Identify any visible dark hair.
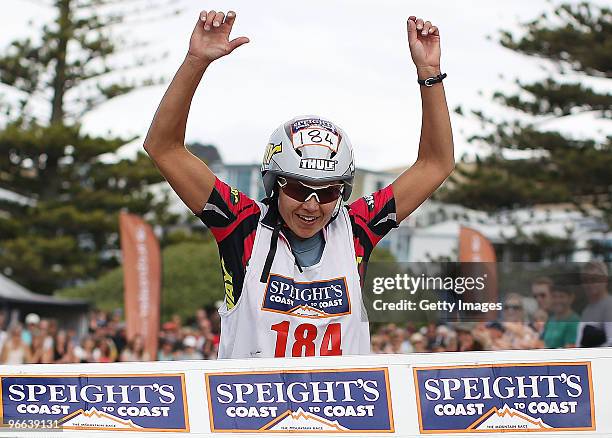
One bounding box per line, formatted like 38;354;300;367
532;276;553;288
486;321;505;332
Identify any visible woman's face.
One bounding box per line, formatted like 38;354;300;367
503;299;524;323
277;178;342;239
133;335;144;350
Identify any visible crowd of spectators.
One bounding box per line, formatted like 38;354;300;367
1;262;609;364
373;261;612;353
0;307;222;365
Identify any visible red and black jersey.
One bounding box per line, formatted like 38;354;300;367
346;187;398;287
197;178;398;308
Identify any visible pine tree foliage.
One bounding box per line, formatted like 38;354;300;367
442;2;611;227
0;0;184;293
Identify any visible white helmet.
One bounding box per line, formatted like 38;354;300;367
261;115;355;201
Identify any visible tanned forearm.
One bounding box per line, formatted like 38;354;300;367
415;65;454;174
143;55;210;155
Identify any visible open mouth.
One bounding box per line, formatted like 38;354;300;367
296;214;319;225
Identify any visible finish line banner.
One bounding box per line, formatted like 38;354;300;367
205;368;394;433
0;374;189;432
0;348;610;436
413;362;595;433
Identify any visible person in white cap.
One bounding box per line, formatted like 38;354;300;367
178;335;204;360
145;10;453;358
22;313;40;346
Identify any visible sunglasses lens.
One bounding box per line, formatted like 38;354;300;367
317;186;343;203
282;182;311;202
280;180;342;203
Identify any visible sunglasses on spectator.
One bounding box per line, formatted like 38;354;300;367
533;293;548;298
504;304;523;310
277;176;343;204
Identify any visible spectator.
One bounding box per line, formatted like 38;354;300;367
532;309;548;333
158;339;176;361
410;332;428;353
199;318;218;359
120;334;150;362
455;323;483;352
531;277;554;315
74;336;99;363
0;312;7;354
38;319;55;353
47;319;59;346
22;313;40;346
161;321;180;345
370;334;385;354
28;334;52;364
476;321;510;351
1;324;29;364
501;293;539;349
389;328;413;354
112;325;127;354
177;336;203;360
542;285;579;349
171;314;183;332
422;323;438;351
434;325;457;351
52;330;76;363
98;338;118;363
577;261;612;347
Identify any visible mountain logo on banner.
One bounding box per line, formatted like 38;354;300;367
61;408;143;430
262;408;348;432
468;405;552;431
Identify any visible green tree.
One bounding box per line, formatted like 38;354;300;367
0;0;183;293
58;237;224;321
442;3;611;227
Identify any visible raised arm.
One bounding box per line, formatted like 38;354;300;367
392;16;454;223
143;10;249;214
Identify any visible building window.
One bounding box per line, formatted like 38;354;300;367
236;170;251;194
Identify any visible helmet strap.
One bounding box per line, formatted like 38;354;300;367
260;221;281;283
330;197;343;221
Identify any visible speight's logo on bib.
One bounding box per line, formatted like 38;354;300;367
206;368;394;433
413;362;595;434
262;274;350;318
0;374;189;432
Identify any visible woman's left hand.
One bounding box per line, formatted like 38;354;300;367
407;16;441;71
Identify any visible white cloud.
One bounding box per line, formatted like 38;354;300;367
2;0;609;169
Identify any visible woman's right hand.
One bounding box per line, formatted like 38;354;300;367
187;10;250;68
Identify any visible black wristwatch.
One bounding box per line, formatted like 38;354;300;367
418;73;447;87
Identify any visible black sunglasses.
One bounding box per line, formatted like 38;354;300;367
277;176;343;204
504;304;523;310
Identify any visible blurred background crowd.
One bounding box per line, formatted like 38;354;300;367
1;262;609;364
0;307;221;364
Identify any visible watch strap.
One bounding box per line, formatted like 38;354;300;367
418;72;447;87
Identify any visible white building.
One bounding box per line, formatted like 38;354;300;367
384;201;611;263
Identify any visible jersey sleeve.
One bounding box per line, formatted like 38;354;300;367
196;178;261;310
347;184;398;286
